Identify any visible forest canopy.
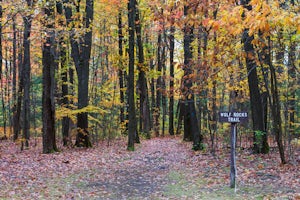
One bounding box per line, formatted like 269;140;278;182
0;0;299;162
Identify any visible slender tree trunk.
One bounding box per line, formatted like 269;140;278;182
127;0;136;150
12;16;18;138
118;11;125;126
0;0;4;139
155;32;162;137
169;24;175;136
135;1;150;139
271;35;286;164
13;31;23;141
161;32;167;137
162;61;167;137
209;9;219;155
150;59;155;131
57;1;70;146
287;35;296;160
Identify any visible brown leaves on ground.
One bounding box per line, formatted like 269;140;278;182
0;137;299;199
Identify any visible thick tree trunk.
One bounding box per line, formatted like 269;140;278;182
182;5;203;150
127;0;136;150
22;7;33;148
42;1;58;153
241;0;268;154
64;0;93;147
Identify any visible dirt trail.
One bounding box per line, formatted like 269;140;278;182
85;138;190;199
0;137;299;199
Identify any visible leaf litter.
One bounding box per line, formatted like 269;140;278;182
0;137;299;199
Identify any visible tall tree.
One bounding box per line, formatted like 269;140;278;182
118;10;125;126
135;0;150;139
42;0;58;153
155;28;162;137
127;0;137;150
271;30;286;164
241;0;269;154
182;2;203;150
169;15;175;136
64;0;94;147
57;1;70;146
11;16;18;139
13;28;23;141
22;0;34;148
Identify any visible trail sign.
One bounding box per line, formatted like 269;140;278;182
219;112;248;123
218;111;248;189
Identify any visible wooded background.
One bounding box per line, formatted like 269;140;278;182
0;0;299;164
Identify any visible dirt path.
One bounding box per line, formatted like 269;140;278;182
83;138;190;199
0;137;299;199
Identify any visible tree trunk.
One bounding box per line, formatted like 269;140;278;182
271;35;286;164
287;35;296;160
118;11;125;125
22;2;33;148
64;0;93;147
155;32;162;137
57;1;70;146
0;0;5;139
182;4;203;150
135;1;150;139
241;0;268;154
13;31;23;141
11;16;18;139
127;0;136;150
169;24;175;136
42;0;58;153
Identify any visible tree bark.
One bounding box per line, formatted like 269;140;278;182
118;11;125;125
155;32;162;137
287;34;296;160
127;0;136;150
64;0;93;147
271;34;286;164
241;0;268;154
169;24;175;136
22;0;34;148
182;4;203;150
11;16;18;139
42;0;58;153
13;31;23;141
57;1;70;146
135;1;150;139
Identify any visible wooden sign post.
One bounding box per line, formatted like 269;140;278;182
219;111;248;189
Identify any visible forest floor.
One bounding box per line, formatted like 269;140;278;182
0;136;299;200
